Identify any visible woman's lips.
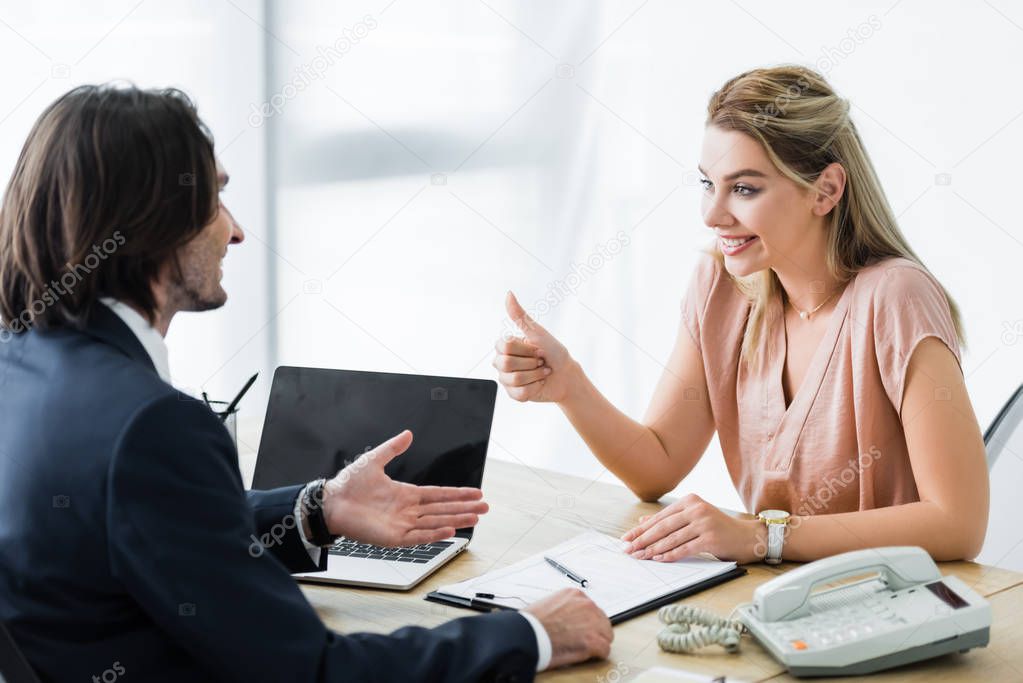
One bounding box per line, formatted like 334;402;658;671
719;235;758;255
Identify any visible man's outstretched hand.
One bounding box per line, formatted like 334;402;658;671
321;430;489;547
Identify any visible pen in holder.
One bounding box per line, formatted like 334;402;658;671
201;373;258;450
206;400;239;447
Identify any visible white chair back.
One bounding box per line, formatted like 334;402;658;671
977;384;1023;571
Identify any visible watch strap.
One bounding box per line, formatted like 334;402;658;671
765;520;785;564
303;479;337;547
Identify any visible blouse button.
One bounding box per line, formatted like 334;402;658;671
767;432;774;441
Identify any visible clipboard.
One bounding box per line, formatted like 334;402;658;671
424;530;748;624
426;565;746;624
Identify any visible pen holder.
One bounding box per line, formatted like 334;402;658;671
207;400;239;449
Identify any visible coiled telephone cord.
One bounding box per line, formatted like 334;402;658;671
656;603;748;654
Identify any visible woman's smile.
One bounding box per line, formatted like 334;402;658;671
718;234;759;255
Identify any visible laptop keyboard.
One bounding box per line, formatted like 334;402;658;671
328;538;454;564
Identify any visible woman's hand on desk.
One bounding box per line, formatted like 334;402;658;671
621;493;764;564
494;291;578;403
322;430;490;547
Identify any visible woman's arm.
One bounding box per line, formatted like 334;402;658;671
783;337;989;561
557;315;716;501
623;337;989;563
495;293;716;501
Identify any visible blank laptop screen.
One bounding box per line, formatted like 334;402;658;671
252;367;497;514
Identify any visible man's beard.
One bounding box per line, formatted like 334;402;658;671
179;279;226;312
169;260;227;313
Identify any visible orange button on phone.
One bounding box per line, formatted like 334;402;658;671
791;640;808;650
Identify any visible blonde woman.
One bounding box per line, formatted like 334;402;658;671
494;66;988;564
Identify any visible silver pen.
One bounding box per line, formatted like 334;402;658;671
544;556;589;588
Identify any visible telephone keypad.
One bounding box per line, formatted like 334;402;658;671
776;602;950;654
774;602;911;650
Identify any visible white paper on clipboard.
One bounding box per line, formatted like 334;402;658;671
432;530;738;618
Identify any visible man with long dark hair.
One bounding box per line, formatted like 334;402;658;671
0;85;611;681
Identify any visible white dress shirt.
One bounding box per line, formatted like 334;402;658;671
100;298;552;671
101;298;171;382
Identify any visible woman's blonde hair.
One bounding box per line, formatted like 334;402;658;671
705;65;964;369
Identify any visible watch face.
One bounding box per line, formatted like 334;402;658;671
759;509;790;523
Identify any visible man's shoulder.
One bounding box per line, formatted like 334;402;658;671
54;326;178;402
67;347;213;448
1;325;193;442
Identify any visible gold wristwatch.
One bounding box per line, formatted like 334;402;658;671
757;509;791;564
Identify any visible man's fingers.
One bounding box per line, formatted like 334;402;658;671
418;500;489;516
602;618;615;643
416;513;480;529
368;429;413;466
418;485;484;504
404;528;456;546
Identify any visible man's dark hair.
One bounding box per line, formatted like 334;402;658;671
0;84;218;333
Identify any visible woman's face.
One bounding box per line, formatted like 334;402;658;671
699;126;818;278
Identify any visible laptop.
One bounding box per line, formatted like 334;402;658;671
252;366;498;590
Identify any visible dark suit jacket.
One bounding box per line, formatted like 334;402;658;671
0;305;537;682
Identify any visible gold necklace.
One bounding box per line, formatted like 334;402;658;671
788;290;838;320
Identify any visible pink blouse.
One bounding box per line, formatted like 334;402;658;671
681;253;962;516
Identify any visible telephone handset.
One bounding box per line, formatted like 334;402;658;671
736;546;991;678
753;546;941;622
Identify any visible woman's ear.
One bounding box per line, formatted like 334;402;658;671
812;162;847;216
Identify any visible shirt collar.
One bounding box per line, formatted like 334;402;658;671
99;298;171;383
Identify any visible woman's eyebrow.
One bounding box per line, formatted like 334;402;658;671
697;166;768;181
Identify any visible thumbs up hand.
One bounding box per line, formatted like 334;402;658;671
493;292;577;403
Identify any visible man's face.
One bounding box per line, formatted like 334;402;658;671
168;161;244;312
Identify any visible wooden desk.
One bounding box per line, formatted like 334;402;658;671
285;458;1023;681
